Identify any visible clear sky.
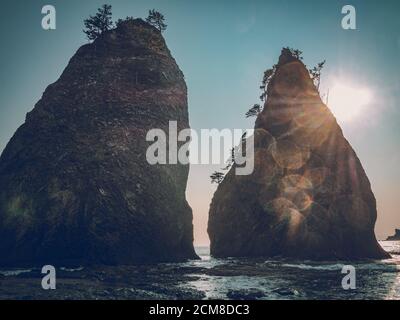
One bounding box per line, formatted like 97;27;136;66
0;0;399;245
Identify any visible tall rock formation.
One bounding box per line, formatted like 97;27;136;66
386;229;400;241
0;19;198;266
208;48;388;260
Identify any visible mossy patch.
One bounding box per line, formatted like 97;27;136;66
4;194;34;229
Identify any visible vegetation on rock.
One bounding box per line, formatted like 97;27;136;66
83;4;114;41
146;9;167;32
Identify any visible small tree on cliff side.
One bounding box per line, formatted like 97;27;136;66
259;65;277;101
210;171;225;184
222;148;237;170
309;60;326;91
146;9;167;32
222;132;247;171
83;4;114;41
245;104;262;118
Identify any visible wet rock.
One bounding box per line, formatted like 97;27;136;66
227;289;265;300
272;287;300;296
0;262;207;300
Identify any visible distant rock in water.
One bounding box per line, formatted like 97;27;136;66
208;48;389;260
386;229;400;241
0;19;198;266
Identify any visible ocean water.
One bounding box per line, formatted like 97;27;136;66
180;241;400;300
0;241;399;300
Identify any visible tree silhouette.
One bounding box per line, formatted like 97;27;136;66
292;49;303;60
284;47;304;60
83;4;113;41
210;171;225;184
146;9;167;32
245;104;262;118
259;65;277;101
309;60;326;91
222;132;248;171
116;16;135;27
222;147;236;170
260;68;275;89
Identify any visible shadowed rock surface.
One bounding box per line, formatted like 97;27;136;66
208;48;388;260
0;19;197;266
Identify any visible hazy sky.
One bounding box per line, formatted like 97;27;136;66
0;0;399;245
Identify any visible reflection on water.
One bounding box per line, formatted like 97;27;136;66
0;242;399;299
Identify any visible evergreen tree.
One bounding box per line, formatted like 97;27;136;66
222;148;236;170
116;16;136;28
284;47;304;60
259;65;277;101
146;9;167;32
292;49;303;60
210;171;225;184
309;60;326;91
83;4;113;41
245;104;262;118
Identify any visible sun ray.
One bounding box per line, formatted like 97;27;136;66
328;82;372;123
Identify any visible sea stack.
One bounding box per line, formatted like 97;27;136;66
208;48;388;260
386;229;400;241
0;19;198;266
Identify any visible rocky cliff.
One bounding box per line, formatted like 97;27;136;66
0;19;198;266
208;48;388;260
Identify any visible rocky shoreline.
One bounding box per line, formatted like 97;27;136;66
1;242;399;300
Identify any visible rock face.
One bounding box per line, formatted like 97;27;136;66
386;229;400;241
0;19;198;266
208;49;388;260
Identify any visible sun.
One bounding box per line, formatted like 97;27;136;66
328;83;372;123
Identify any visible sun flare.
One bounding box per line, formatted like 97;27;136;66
328;83;372;122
